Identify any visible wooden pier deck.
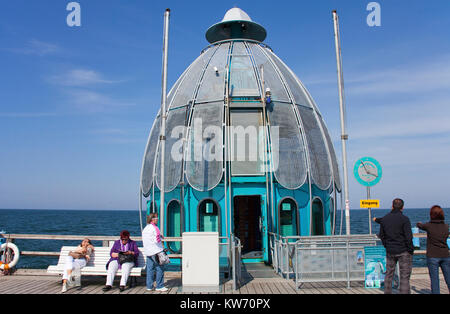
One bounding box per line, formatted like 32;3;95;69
0;268;448;295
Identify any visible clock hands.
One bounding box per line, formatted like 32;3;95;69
360;161;378;178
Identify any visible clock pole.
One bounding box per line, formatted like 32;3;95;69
367;186;372;234
333;10;351;235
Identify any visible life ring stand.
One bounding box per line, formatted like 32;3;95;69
0;242;20;271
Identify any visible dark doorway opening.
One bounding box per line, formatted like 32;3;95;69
233;195;262;258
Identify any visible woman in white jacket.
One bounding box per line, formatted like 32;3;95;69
142;213;167;291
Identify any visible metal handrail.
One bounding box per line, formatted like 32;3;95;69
231;235;242;291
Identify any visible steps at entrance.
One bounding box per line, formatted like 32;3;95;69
241;262;279;279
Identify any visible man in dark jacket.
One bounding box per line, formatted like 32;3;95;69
373;198;414;294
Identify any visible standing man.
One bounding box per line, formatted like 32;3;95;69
373;198;414;294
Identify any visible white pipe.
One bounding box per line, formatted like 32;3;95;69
160;8;170;235
332;10;351;235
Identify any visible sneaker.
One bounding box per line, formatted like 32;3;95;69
67;277;74;287
61;283;67;293
155;287;168;292
73;274;81;287
102;285;112;292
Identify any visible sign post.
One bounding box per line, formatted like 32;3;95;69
354;157;382;234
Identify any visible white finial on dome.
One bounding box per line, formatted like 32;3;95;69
222;7;252;22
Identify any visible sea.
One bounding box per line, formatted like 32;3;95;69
1;208;449;269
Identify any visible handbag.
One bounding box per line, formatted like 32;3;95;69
68;251;85;259
118;252;134;265
155;250;170;266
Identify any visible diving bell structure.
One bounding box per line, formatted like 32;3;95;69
140;8;341;262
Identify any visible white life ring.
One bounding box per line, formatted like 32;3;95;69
0;243;20;270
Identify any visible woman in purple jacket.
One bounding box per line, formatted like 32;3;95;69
103;230;140;292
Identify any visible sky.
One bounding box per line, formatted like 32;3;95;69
0;0;449;210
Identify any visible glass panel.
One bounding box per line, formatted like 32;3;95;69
312;198;324;236
155;107;187;192
199;200;219;232
170;46;216;109
318;116;341;192
185;102;224;191
167;200;182;253
229;42;259;97
268;102;307;189
141;114;161;197
265;49;311;107
230;109;264;176
167;64;189;110
279;198;297;236
297;106;332;190
196;43;230;102
250;45;290;103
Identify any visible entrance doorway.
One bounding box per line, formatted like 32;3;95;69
233;195;262;259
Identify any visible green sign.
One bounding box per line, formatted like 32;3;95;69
354;157;382;187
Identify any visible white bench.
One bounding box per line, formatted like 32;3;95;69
47;246;146;278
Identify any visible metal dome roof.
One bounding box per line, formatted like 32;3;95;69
141;38;341;196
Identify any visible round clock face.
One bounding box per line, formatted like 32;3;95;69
354;157;382;187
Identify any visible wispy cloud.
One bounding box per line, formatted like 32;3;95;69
349;97;450;140
348;55;450;95
66;89;135;113
303;54;450;95
5;39;61;56
48;69;122;87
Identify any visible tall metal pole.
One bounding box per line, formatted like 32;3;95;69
367;186;372;234
332;10;351;235
160;8;170;235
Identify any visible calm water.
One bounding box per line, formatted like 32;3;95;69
1;208;448;269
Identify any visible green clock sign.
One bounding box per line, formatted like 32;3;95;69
354;157;382;187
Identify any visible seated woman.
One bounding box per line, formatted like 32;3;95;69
103;230;140;292
62;238;94;293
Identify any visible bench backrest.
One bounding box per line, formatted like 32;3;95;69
57;246;146;268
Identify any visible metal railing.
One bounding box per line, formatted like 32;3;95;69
294;235;379;289
0;233;183;258
230;234;242;290
269;232;449;289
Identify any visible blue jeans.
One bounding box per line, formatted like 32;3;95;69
427;257;450;294
146;255;164;289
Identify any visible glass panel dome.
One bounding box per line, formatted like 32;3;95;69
141;9;341;194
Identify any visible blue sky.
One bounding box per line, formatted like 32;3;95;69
1;0;449;210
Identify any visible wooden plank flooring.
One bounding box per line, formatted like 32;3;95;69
0;272;448;294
